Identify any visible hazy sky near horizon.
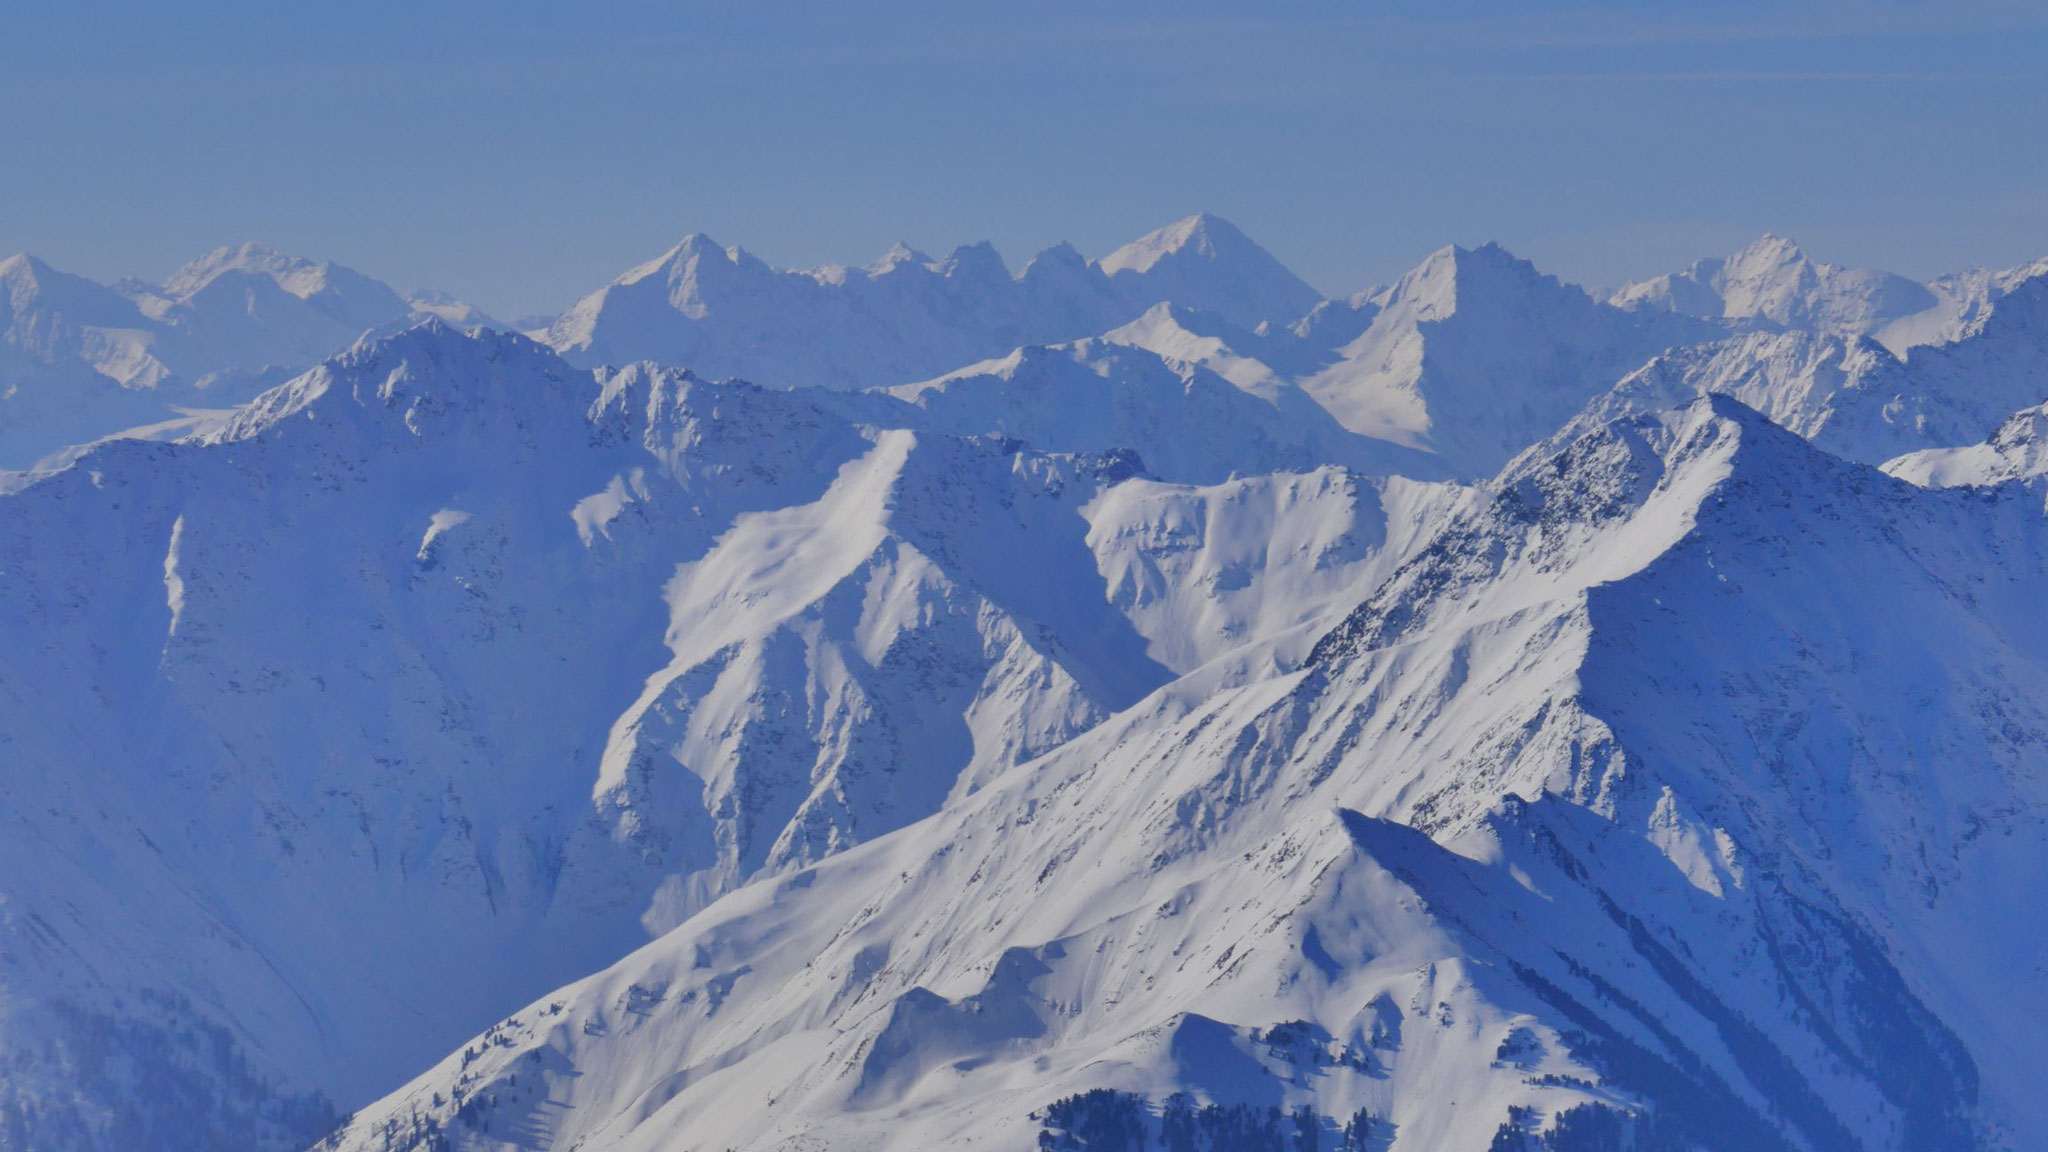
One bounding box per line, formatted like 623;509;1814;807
5;1;2045;318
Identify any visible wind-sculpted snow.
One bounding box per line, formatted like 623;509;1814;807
1084;468;1466;674
328;395;2042;1151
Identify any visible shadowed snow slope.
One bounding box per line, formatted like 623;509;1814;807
0;322;1463;1149
330;395;2044;1152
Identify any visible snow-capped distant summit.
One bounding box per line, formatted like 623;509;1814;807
0;252;189;465
1100;212;1323;328
1613;234;1939;343
866;240;935;275
1;251;153;335
1295;241;1718;477
150;241;412;337
405;287;503;331
0;245;461;467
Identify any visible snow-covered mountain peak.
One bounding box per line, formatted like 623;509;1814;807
0;250;49;285
618;233;746;286
1377;241;1573;324
1099;212;1323;327
1105;299;1228;344
1294;241;1711;477
1378;243;1462;319
163;241;316;296
209;319;585;449
542;216;1330;389
0;252;136;323
934;239;1009;282
157;241;408;323
1019;239;1091;277
867;240;937;275
1613;233;1938;340
1726;230;1804;265
1098;212;1238;274
404;287;502;331
1884;257;2048;349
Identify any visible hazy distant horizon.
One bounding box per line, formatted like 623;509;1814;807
7;0;2045;318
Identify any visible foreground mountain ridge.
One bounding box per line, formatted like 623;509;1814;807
326;393;2046;1152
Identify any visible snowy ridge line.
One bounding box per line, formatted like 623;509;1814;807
4;218;2048;1150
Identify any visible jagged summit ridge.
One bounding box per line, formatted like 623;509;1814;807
542;213;1328;391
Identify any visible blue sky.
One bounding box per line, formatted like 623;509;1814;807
4;1;2045;318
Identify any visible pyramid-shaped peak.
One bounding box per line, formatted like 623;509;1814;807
867;241;935;275
620;234;746;285
665;233;734;263
1100;212;1260;275
1021;241;1092;277
0;253;65;307
937;240;1010;280
0;252;57;287
1725;233;1816;270
0;253;148;323
1097;214;1322;327
1379;241;1557;318
1737;233;1806;255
